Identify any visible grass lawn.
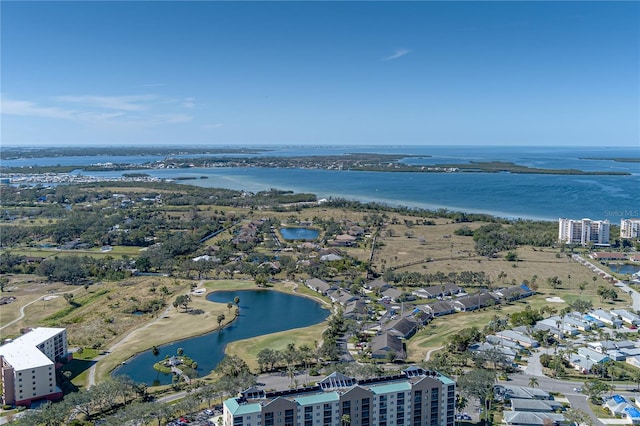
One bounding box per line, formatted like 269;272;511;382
73;348;100;360
225;322;327;372
6;244;146;259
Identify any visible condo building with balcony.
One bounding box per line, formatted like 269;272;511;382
223;366;456;426
558;218;610;246
620;218;640;239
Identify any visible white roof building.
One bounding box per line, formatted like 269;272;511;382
0;327;68;406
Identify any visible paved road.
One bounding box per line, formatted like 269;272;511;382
504;372;603;426
425;346;444;361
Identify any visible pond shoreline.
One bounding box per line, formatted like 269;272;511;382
109;282;331;385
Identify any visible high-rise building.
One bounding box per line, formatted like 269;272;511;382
558;218;610;246
620;218;640;239
0;328;69;406
223;366;456;426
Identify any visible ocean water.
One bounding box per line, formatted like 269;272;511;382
5;145;639;222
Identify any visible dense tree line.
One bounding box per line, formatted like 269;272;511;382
472;222;556;256
36;255;133;283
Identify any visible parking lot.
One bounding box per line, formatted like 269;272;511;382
166;408;221;426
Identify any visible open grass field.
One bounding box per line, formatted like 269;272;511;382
1;276;189;343
6;245;146;259
0;275;74;337
373;218;481;269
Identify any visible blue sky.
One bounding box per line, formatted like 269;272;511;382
1;1;638;147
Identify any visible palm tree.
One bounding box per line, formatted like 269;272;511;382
234;296;241;315
227;302;233;314
216;314;225;330
528;377;539;388
341;414;351;426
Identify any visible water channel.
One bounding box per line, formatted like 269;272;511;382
609;263;640;275
112;289;329;385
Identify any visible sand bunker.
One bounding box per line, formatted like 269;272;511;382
546;296;565;303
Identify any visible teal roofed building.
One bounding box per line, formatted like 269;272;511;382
223;366;456;426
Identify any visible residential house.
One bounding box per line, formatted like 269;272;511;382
503;411;565;426
485;335;523;351
537;317;579;337
343;300;369;320
590;252;626;261
452;293;497;312
611;309;640;326
365;278;391;292
567;347;610;373
602;394;633;416
495;330;539;348
533;323;564;340
561;313;592;332
331;234;357;247
590;309;623;328
582;314;605;328
370;332;406;360
469;342;517;365
414;283;463;299
305;278;334;295
382;287;404;303
347;225;365;236
411;307;434;325
510;399;562;412
423;300;456;317
587;340;618;354
320;253;343;262
495;385;552;401
384;317;418;339
492;284;535;302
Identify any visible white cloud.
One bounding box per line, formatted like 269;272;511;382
1;98;76;120
137;83;166;88
201;123;223;130
382;48;411;61
1;94;193;127
182;97;196;109
157;114;193;124
55;95;156;111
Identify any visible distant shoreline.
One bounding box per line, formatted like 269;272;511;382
1;159;631;176
579;157;640;163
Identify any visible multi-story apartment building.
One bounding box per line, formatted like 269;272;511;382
223;366;456;426
0;327;69;406
558;218;610;246
620;218;640;239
